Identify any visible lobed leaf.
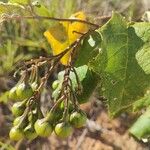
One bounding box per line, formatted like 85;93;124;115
89;12;150;116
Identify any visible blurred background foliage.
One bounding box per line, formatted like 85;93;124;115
0;0;150;149
0;0;149;75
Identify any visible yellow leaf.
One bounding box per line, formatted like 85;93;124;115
44;11;89;66
44;23;70;65
68;11;89;44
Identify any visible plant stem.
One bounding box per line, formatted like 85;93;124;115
2;15;99;28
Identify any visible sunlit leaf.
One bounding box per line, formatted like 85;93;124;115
89;12;150;116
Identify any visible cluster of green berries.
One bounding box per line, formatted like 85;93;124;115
9;81;87;141
9;82;35;101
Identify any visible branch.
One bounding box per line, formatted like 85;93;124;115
1;14;100;28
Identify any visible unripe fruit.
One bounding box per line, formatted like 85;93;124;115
54;122;73;138
34;119;53;137
13;116;22;126
16;82;33;100
11;101;26;117
52;80;59;90
24;124;37;140
69;111;87;128
9;127;24;141
9;86;18;100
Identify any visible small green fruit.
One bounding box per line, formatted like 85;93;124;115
13;116;22;126
54;122;73;138
9;127;24;141
24;124;37;140
9;86;18;100
11;101;26;117
70;111;87;128
16;83;33;100
34;119;53;137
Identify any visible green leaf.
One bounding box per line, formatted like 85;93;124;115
129;107;150;140
77;68;99;103
133;22;150;74
89;12;150;116
9;0;29;5
53;65;98;104
75;31;101;67
133;91;150;112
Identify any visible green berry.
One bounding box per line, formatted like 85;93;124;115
13;116;22;126
9;86;18;100
55;122;73;138
70;111;87;128
24;124;37;140
34;118;53;137
16;82;33;100
11;101;26;117
9;127;24;141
